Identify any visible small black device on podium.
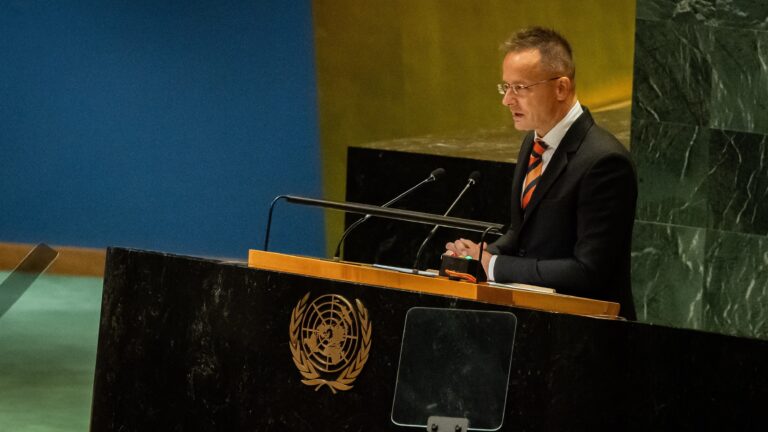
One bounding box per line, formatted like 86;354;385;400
439;254;487;283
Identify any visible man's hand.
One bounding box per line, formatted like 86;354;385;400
444;238;492;274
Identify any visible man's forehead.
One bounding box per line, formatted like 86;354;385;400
502;49;543;78
504;49;542;67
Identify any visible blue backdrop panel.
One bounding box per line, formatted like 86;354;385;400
0;0;324;258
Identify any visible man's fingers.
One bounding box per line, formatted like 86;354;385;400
445;242;460;256
447;239;487;259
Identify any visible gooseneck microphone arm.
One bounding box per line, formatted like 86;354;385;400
262;194;502;252
332;168;446;260
412;171;481;271
263;195;285;251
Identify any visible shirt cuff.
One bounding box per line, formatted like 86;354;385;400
487;254;497;282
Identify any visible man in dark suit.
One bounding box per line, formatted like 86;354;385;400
446;27;637;319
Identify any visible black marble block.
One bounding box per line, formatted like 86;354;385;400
91;248;768;431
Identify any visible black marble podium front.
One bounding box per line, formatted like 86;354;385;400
91;248;768;431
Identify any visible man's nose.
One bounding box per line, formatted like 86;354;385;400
502;90;516;107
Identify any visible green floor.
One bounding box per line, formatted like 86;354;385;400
0;271;103;432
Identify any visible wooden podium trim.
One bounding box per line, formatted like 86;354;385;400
247;250;620;318
248;249;477;299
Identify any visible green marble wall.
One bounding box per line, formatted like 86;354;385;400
631;0;768;339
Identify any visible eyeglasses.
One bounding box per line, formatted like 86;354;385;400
497;77;562;96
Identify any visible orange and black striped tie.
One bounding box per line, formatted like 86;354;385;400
521;138;548;209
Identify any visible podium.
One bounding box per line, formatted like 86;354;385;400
91;248;768;431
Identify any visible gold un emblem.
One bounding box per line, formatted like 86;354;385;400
289;293;372;393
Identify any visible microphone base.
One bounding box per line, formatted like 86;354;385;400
439;255;487;283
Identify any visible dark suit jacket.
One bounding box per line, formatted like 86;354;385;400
487;107;638;319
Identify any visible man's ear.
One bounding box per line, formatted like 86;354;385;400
555;77;572;101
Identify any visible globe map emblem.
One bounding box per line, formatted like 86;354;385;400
300;294;360;373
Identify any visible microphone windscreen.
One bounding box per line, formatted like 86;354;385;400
468;170;481;184
430;167;447;181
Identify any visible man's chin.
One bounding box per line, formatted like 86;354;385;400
512;122;532;132
511;115;532;131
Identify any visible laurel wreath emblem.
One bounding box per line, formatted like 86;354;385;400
289;292;372;393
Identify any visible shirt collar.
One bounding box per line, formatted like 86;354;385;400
535;101;583;150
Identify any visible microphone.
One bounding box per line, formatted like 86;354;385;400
412;170;480;271
333;167;446;260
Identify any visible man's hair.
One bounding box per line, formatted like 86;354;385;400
501;27;575;81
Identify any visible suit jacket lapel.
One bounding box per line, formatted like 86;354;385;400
521;108;595;222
